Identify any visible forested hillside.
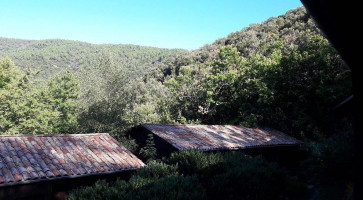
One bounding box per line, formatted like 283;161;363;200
0;37;186;79
148;6;351;138
1;6;353;199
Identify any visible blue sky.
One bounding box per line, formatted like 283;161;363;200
0;0;302;50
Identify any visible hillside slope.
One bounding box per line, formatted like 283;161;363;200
151;7;320;79
148;6;351;137
0;37;187;78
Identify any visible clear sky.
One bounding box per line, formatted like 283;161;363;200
0;0;302;50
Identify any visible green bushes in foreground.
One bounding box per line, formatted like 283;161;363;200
67;151;306;200
67;161;205;200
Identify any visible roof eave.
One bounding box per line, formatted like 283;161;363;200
0;167;141;188
177;143;303;152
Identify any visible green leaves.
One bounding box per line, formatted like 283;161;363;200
0;58;80;134
68;151;304;200
212;46;242;74
139;134;157;161
0;58;19;89
47;71;80;133
67;160;206;200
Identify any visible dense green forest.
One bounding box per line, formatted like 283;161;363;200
0;7;353;199
0;37;186;79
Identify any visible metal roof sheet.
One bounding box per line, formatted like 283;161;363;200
141;124;302;151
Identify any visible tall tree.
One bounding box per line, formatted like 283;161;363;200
0;58;80;134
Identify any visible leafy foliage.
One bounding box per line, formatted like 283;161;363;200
158;10;351;139
299;122;354;198
139;134;157;161
47;71;80;133
76;73;176;150
68;151;305;200
67;160;206;200
0;58;79;134
166;150;222;175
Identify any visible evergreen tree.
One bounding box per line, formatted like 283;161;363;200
139;133;157;161
47;71;80;133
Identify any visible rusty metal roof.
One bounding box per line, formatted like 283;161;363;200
141;124;302;151
0;133;144;186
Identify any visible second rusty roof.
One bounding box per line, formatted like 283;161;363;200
141;124;302;151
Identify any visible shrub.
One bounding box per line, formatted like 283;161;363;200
68;151;305;200
67;161;205;200
167;151;306;199
67;179;129;200
128;175;206;200
299;124;354;199
139;133;157;161
134;160;178;180
166;150;222;175
209;154;288;199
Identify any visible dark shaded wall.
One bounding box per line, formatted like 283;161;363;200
240;146;304;170
130;126;179;160
0;171;134;200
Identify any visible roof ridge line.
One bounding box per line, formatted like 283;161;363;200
0;133;109;137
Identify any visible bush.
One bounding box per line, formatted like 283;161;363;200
167;151;306;199
128;175;206;200
299;124;354;199
170;151;306;199
67;179;129;200
134;160;178;180
166;150;222;175
68;151;306;200
67;160;205;200
139;134;157;161
209;154;288;199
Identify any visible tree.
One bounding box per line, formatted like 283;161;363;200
47;71;80;133
139;133;157;161
0;58;59;134
0;58;80;134
0;57;19;89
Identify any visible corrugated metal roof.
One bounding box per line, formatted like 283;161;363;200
0;133;144;186
141;124;302;151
